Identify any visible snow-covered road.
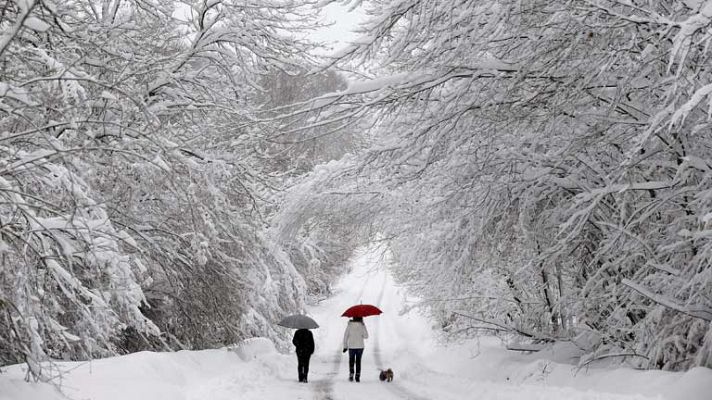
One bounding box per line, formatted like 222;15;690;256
300;247;665;400
1;246;709;400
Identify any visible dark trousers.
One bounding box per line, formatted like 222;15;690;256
348;348;364;377
297;353;311;382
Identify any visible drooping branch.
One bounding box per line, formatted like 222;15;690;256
623;279;712;322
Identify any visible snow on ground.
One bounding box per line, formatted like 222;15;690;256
1;245;711;400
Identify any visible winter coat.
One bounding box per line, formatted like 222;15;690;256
343;321;368;349
292;329;314;356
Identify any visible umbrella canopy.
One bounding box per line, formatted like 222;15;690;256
341;304;383;318
277;314;319;329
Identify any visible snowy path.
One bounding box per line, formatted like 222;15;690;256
2;246;709;400
307;247;437;400
302;247;661;400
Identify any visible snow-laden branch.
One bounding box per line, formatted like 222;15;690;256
452;311;541;339
622;279;712;321
289;0;712;372
0;0;37;59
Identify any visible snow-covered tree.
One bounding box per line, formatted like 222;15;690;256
254;68;372;299
1;0;319;377
288;0;712;370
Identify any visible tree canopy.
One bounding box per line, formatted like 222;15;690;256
287;0;712;370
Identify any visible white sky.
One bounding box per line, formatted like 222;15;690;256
309;2;366;54
173;2;366;56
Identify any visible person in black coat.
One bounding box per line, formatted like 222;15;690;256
292;328;315;383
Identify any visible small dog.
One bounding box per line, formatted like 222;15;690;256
379;368;394;382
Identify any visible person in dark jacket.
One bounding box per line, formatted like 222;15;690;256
292;328;315;383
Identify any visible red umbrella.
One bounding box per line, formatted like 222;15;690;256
341;304;383;318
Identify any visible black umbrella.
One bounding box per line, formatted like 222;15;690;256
278;314;319;329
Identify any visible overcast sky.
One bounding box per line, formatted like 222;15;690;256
309;2;366;54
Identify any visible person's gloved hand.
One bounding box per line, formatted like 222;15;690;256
342;348;347;353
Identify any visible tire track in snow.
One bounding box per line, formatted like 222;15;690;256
372;270;388;368
354;267;372;304
313;265;373;399
312;351;340;400
312;254;390;400
311;264;373;400
372;270;431;400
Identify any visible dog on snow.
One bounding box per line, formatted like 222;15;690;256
379;368;394;382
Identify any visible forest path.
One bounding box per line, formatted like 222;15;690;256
0;245;678;400
302;245;663;400
307;246;433;400
370;261;431;400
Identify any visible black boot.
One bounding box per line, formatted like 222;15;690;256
349;373;354;382
355;374;360;382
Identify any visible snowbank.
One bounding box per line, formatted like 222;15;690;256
428;337;712;400
233;337;277;361
1;245;710;400
0;338;300;400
